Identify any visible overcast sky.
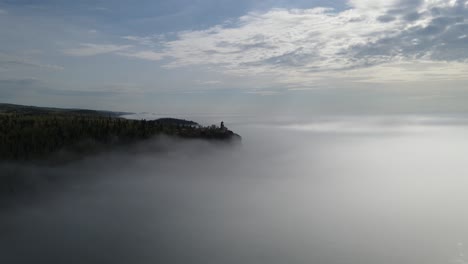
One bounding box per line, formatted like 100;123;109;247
1;0;468;115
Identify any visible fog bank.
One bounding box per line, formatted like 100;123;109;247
2;116;468;264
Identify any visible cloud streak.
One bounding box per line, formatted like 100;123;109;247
63;43;132;56
0;53;63;71
117;50;166;61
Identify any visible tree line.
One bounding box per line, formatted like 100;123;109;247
0;114;239;161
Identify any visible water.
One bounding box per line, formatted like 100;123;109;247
2;115;468;264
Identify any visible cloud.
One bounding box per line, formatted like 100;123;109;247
63;43;132;56
94;83;149;94
122;35;166;47
0;53;63;71
89;7;111;12
0;9;7;15
348;0;397;10
0;78;144;102
117;50;165;61
350;1;468;62
57;0;468;87
245;90;279;96
114;0;468;85
345;60;468;83
63;42;164;61
347;0;423;12
196;80;223;85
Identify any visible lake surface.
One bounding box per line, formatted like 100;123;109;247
2;115;468;264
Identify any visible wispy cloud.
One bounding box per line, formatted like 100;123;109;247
57;0;468;88
63;43;132;56
95;82;148;94
0;53;63;71
113;0;468;85
122;35;166;47
245;90;279;96
196;80;223;85
117;50;165;61
63;43;165;61
89;7;111;12
346;60;468;83
0;9;7;15
0;79;143;102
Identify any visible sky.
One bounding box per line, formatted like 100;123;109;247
1;0;468;115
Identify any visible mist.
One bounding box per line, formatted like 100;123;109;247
2;115;468;264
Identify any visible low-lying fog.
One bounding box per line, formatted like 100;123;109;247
2;115;468;264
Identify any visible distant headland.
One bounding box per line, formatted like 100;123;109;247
0;103;241;161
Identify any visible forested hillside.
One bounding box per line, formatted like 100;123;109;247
0;105;240;161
